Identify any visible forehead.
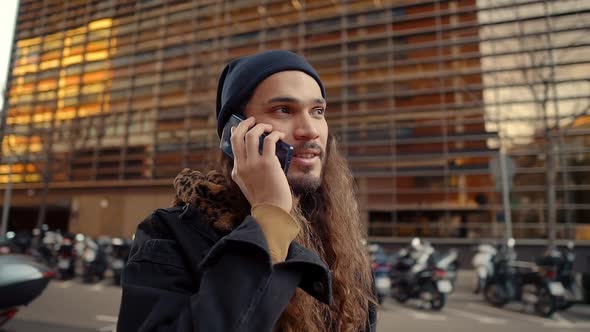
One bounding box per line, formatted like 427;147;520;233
250;71;323;101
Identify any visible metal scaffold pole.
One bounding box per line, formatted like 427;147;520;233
499;150;513;241
1;160;12;238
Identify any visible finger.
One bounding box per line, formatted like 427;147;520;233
230;117;255;163
245;123;273;159
261;131;286;159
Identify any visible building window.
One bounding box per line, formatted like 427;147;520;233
392;7;406;17
163;44;188;58
305;17;340;31
135;50;155;63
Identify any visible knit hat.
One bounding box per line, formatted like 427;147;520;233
215;50;326;137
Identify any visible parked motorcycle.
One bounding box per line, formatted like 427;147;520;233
9;231;33;254
81;237;109;283
368;244;392;304
483;239;567;317
0;254;55;327
472;244;497;294
535;242;582;310
390;238;453;310
56;233;77;280
110;237;131;285
34;230;60;268
434;248;459;287
0;233;14;255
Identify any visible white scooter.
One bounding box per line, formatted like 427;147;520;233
472;244;497;294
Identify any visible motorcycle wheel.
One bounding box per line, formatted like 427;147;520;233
484;282;510;307
534;286;556;317
474;276;484;294
558;301;574;310
558;285;577;310
392;286;410;303
430;290;446;311
83;269;94;283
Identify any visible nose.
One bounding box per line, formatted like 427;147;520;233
293;113;320;141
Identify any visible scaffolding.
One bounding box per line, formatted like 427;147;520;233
1;0;589;241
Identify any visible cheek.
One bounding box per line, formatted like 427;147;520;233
320;125;329;147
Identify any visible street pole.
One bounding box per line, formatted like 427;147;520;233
499;149;513;242
543;0;557;250
546;136;557;250
1;160;12;238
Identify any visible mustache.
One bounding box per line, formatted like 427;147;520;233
292;142;325;160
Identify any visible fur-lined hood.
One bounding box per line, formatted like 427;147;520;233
172;168;245;234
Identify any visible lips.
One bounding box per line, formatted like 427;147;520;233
294;153;316;159
292;149;320;168
293;150;320;159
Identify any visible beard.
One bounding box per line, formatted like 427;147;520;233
288;142;325;196
288;172;321;196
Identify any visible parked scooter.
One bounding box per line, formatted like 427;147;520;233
535;241;582;310
483;239;567;317
34;230;59;268
472;244;497;294
110;237;131;286
56;233;77;280
0;254;55;327
81;237;109;283
390;238;453;310
368;244;391;304
0;232;15;254
434;248;459;287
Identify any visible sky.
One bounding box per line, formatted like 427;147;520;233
0;0;18;106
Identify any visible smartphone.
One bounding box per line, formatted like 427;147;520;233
220;114;293;174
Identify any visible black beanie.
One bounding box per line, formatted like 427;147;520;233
215;50;326;137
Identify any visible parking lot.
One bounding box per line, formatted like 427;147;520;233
2;271;589;332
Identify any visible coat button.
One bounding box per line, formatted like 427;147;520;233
313;281;325;294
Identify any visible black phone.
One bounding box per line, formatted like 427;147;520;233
220;114;294;174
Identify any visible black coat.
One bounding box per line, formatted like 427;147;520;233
117;205;377;331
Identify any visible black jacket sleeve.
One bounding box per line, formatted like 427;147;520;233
116;210;331;332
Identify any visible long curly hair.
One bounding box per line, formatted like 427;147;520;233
218;135;376;331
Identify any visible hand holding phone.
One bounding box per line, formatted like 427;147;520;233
220;114;294;212
220;114;293;174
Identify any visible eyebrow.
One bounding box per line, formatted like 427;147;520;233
264;96;326;105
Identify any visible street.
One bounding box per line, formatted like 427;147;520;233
2;271;589;332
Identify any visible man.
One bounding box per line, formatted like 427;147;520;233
117;50;376;331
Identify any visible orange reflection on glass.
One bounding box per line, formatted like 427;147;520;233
89;19;112;31
62;54;83;67
85;50;109;62
3;18;115;183
83;71;107;83
16;36;41;48
39;59;60;70
78;104;101;117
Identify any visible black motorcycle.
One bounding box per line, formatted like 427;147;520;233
34;230;59;268
484;240;567;317
56;234;77;280
9;231;33;254
81;237;109;283
390;241;453;310
110;237;131;285
0;254;55;327
536;243;581;310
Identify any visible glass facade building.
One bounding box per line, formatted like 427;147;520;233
1;0;589;240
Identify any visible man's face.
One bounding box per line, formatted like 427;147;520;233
244;70;328;194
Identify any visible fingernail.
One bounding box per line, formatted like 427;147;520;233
231;126;235;134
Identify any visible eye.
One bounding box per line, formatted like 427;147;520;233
311;108;325;116
272;107;290;114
